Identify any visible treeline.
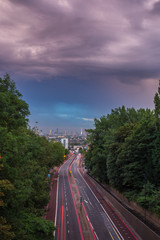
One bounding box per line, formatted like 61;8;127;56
0;74;65;239
85;83;160;217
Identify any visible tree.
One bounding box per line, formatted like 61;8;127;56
0;157;15;240
154;80;160;119
85;117;109;182
0;74;65;239
152;80;160;186
85;103;160;216
0;74;30;131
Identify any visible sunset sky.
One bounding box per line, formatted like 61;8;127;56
0;0;160;134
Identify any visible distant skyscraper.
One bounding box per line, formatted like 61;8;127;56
61;138;69;149
49;129;54;136
81;128;83;136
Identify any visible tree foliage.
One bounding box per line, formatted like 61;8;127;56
0;74;65;239
85;83;160;217
0;74;30;131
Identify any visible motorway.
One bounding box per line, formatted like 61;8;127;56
55;154;138;240
55;155;83;240
71;154;138;240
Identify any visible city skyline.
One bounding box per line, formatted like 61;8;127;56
0;0;160;134
38;127;86;136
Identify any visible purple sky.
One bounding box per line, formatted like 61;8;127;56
0;0;159;134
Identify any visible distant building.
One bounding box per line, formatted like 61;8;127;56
61;138;69;149
81;128;83;136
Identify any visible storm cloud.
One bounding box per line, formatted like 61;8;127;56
0;0;159;133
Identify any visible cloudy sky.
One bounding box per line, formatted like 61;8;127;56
0;0;160;134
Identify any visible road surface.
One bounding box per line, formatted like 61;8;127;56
55;153;138;240
55;155;83;240
71;154;138;240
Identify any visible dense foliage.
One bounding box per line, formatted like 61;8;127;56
85;84;160;217
0;74;65;239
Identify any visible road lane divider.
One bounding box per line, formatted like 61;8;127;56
70;159;97;240
67;161;84;240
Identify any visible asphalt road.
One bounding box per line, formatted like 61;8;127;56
55;153;138;240
55;155;83;240
71;154;137;240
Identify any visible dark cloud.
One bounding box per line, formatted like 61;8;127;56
0;0;159;132
2;0;159;81
150;0;160;15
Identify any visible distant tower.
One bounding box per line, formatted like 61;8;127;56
81;128;83;136
61;138;69;149
49;129;52;135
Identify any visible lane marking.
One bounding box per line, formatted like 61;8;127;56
109;231;115;240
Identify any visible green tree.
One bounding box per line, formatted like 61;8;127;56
85;103;160;216
0;74;65;239
152;79;160;186
154;80;160;125
0;74;30;131
51;141;65;166
0;160;15;240
86;117;109;182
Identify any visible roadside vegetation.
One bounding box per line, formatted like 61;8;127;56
0;74;65;240
85;81;160;217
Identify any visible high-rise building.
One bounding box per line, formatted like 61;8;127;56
81;128;83;136
61;138;69;149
